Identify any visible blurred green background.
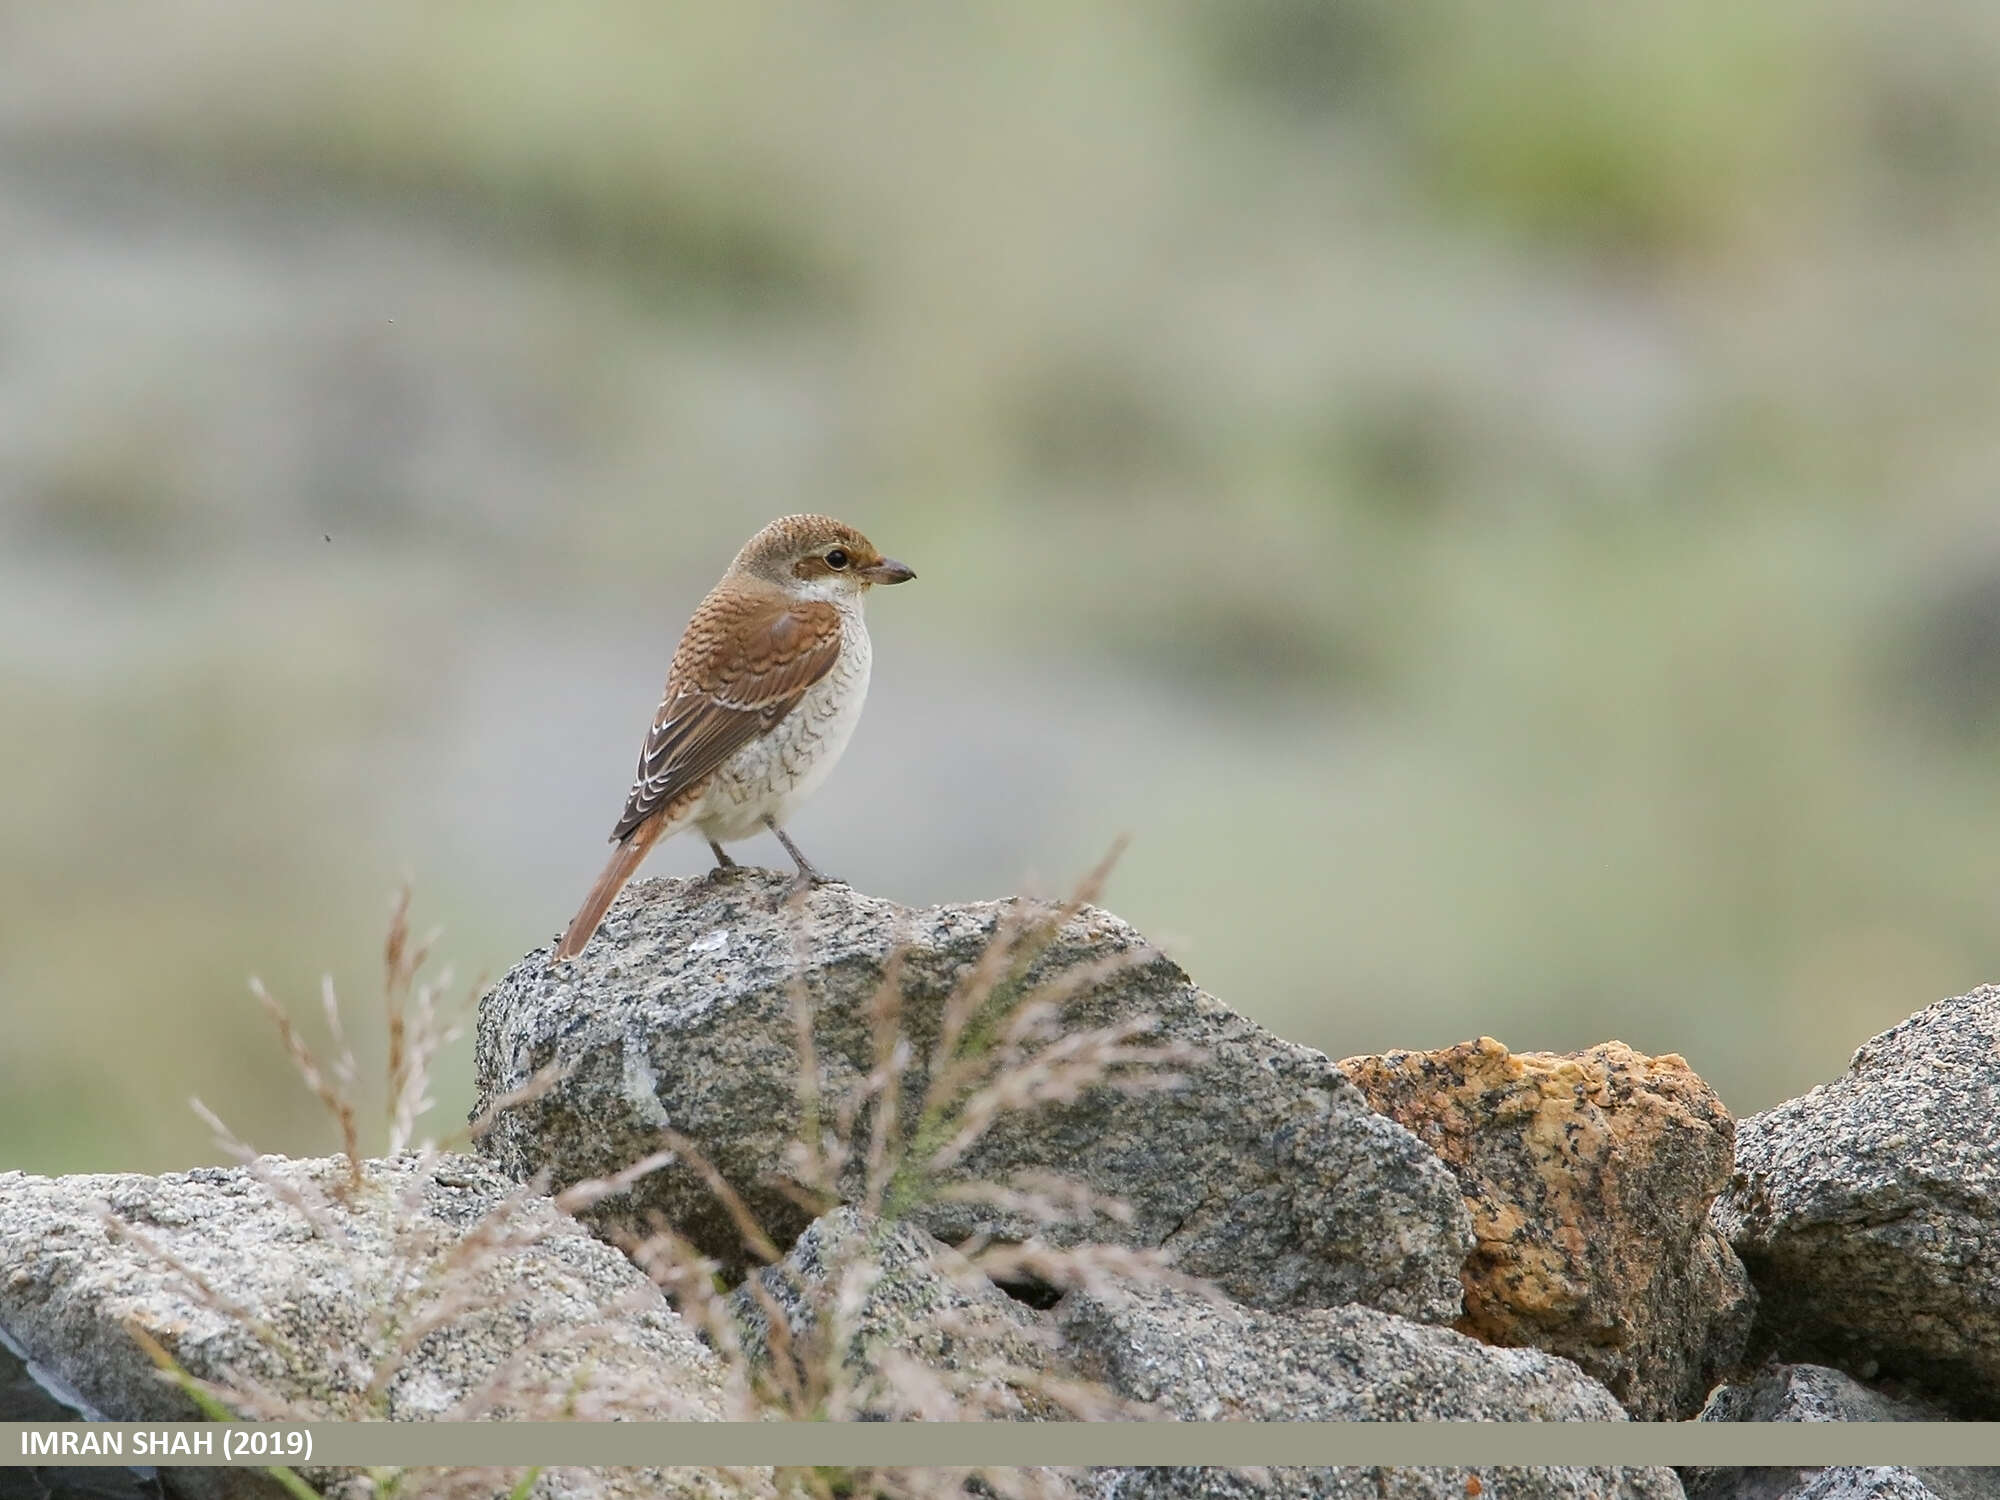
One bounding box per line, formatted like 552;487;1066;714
8;0;2000;1173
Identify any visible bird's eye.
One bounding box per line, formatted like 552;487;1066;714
825;548;850;570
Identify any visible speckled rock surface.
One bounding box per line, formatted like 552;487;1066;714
732;1206;1061;1419
1082;1471;1683;1500
318;1469;747;1500
1696;1361;1951;1424
1339;1036;1754;1418
1712;986;2000;1415
1682;1364;1991;1500
0;1155;757;1500
475;871;1473;1322
1063;1286;1682;1500
1058;1281;1647;1421
1795;1475;1947;1500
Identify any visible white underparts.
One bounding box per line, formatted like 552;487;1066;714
691;596;872;845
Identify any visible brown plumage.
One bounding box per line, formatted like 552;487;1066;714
610;591;845;841
553;515;914;962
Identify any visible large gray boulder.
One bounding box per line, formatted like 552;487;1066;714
1792;1476;1950;1500
725;1205;1678;1495
1083;1476;1678;1500
1061;1284;1681;1500
1683;1364;1992;1500
475;872;1473;1322
1696;1361;1952;1424
0;1155;756;1500
1059;1282;1649;1421
1712;986;2000;1415
731;1206;1062;1420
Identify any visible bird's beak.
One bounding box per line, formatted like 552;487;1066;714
859;557;916;585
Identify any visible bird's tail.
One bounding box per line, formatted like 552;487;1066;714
553;819;665;963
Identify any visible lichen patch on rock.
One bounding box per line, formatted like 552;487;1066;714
1340;1035;1754;1418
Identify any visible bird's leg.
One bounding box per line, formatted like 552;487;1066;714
699;840;743;885
766;816;840;901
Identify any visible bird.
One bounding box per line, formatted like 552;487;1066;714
552;514;915;962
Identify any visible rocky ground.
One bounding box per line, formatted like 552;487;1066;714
6;871;1999;1500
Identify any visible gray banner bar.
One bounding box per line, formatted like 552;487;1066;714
5;1422;2000;1468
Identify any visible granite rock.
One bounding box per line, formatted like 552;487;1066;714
731;1206;1062;1419
1340;1036;1754;1418
1683;1363;1990;1500
0;1155;756;1500
1713;986;2000;1415
1062;1284;1683;1500
1795;1475;1946;1500
1083;1475;1680;1500
475;872;1472;1322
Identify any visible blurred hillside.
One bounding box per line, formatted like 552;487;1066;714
7;0;2000;1171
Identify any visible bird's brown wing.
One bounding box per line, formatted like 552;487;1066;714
609;594;844;842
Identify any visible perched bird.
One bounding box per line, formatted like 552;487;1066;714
553;514;915;962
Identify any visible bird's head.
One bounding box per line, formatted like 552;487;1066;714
732;514;916;600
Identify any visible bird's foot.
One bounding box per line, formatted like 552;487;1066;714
763;821;846;903
699;841;754;887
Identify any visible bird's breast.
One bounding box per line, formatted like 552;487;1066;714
695;610;872;839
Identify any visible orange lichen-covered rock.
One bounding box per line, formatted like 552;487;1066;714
1339;1037;1754;1419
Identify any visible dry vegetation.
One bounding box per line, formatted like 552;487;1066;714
126;853;1216;1500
